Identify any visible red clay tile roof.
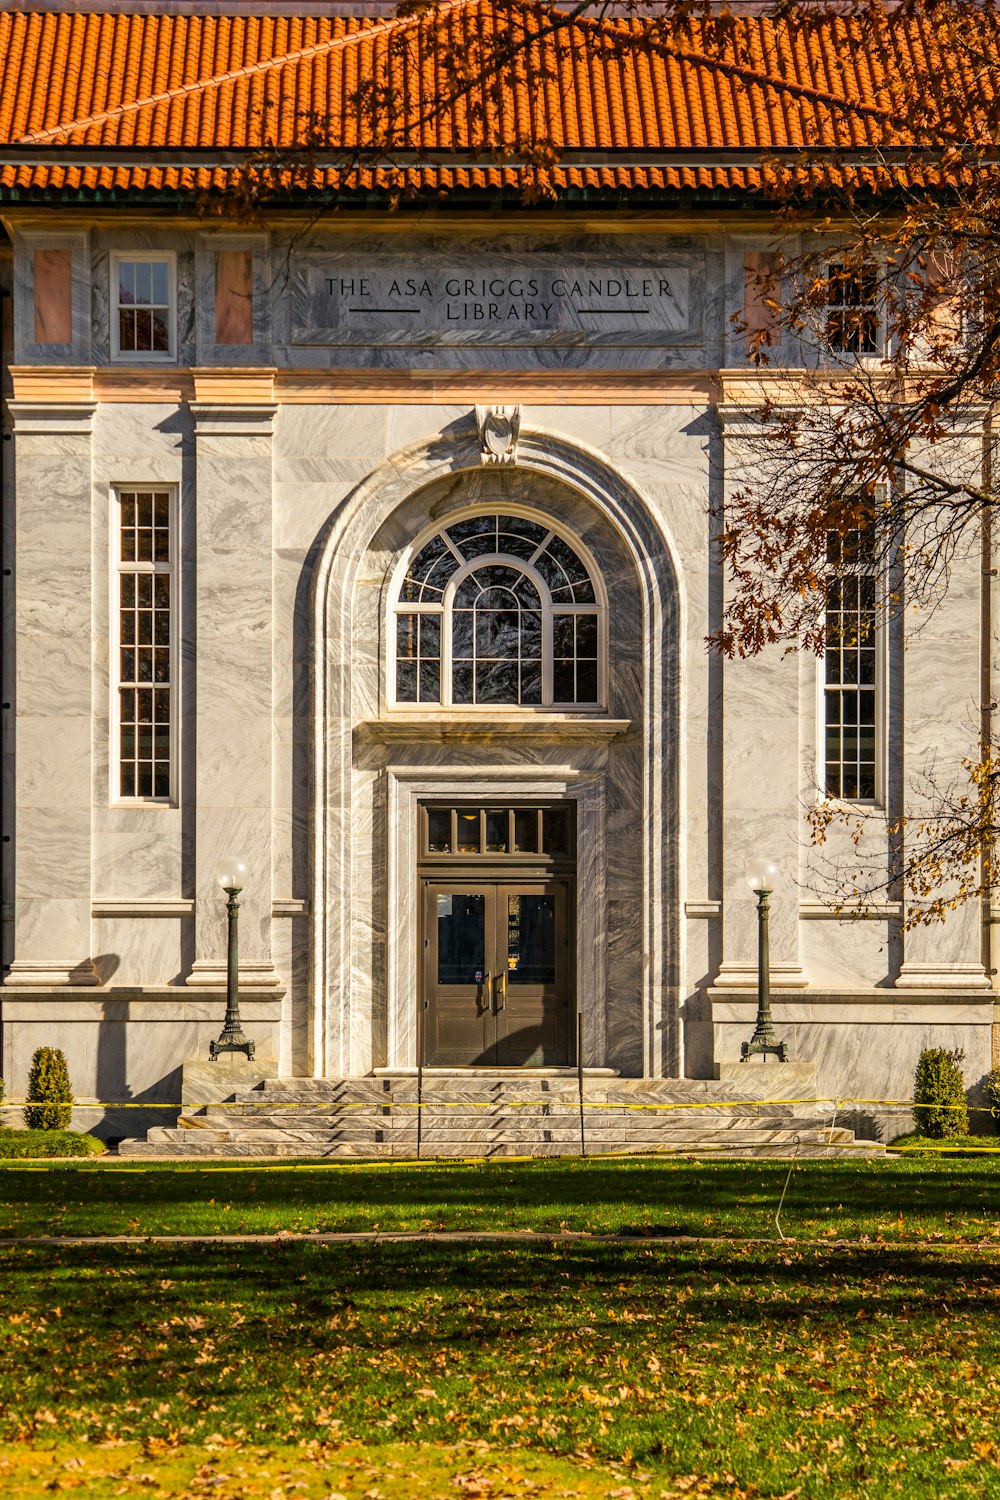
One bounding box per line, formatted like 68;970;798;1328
0;4;992;200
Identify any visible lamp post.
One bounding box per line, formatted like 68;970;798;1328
741;857;788;1063
209;854;256;1062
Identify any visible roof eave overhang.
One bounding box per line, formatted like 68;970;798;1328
0;145;981;170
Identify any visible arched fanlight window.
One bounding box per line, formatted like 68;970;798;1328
391;512;605;708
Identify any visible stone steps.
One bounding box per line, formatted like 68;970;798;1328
118;1071;885;1159
154;1122;851;1140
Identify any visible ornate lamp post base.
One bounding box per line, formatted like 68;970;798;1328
209;1030;256;1063
741;1033;788;1064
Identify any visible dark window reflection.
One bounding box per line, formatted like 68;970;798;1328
507;895;556;984
438;894;485;983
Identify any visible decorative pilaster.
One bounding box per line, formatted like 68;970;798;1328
896;417;991;990
185;402;279;988
714;404;805;996
4;402;99;985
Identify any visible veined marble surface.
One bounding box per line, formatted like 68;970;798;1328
2;222;997;1112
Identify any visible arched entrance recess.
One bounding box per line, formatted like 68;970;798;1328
310;417;682;1079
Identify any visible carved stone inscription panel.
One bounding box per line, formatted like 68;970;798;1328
289;238;702;350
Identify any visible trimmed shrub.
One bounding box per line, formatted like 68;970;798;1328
0;1130;104;1159
23;1047;73;1131
913;1048;969;1139
986;1068;1000;1125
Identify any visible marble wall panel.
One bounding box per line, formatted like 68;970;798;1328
91;916;189;987
9;410;96;982
277;403;388;460
4;1009;282;1128
385;404;470;456
270;803;311;919
713;1012;993;1109
717;395;806;984
91;821;185;899
801;919;894;989
605;897;644;1074
13;897;92;965
189;407;276;983
13;230;90;363
899;511;985;979
92;403;189;462
272;547;313;722
15;716;92;809
194;232;271;366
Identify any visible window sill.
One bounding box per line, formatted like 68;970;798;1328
362;713;630;743
110;353;177;364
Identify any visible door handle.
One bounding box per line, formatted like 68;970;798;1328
478;972;492;1014
493;970;507;1013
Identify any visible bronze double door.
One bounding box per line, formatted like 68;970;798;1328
422;879;573;1066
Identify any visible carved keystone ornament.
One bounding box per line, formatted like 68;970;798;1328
475;404;520;465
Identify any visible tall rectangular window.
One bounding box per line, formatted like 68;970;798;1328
112;255;174;358
824;528;878;800
116;489;173;801
826;261;879;355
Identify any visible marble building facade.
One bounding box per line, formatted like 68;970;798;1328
1;215;997;1130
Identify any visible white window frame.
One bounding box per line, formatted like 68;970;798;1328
386;506;609;712
816;530;885;806
110;485;178;806
110;252;177;361
823;254;886;362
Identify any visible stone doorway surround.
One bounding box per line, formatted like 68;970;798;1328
387;765;605;1071
309;415;682;1080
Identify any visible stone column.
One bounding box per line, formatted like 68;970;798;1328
184;399;279;991
5;400;99;986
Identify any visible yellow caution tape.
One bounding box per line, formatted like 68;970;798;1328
0;1094;976;1112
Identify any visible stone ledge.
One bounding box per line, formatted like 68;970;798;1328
362;714;631;742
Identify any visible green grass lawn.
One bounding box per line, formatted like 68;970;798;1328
2;1237;1000;1499
1;1155;999;1241
4;1161;1000;1497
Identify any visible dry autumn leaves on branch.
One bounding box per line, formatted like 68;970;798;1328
193;0;1000;924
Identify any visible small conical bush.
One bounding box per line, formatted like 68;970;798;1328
913;1047;968;1139
23;1047;73;1131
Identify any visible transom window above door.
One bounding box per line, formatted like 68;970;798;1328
421;803;575;861
391;512;605;708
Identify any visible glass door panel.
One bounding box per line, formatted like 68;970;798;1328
421;879;573;1068
495;882;570;1066
506;894;556;985
423;885;496;1066
437;893;485;984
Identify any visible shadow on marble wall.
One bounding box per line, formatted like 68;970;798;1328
967;1073;999;1136
94;1017;181;1145
288;526;325;1075
90;952;120;986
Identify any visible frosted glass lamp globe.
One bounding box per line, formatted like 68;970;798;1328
216;855;249;893
745;858;780;893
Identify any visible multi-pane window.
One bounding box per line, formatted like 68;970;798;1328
422;804;573;859
824;528;878;800
113;256;173;357
826;261;880;354
117;490;173;800
393;512;603;708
